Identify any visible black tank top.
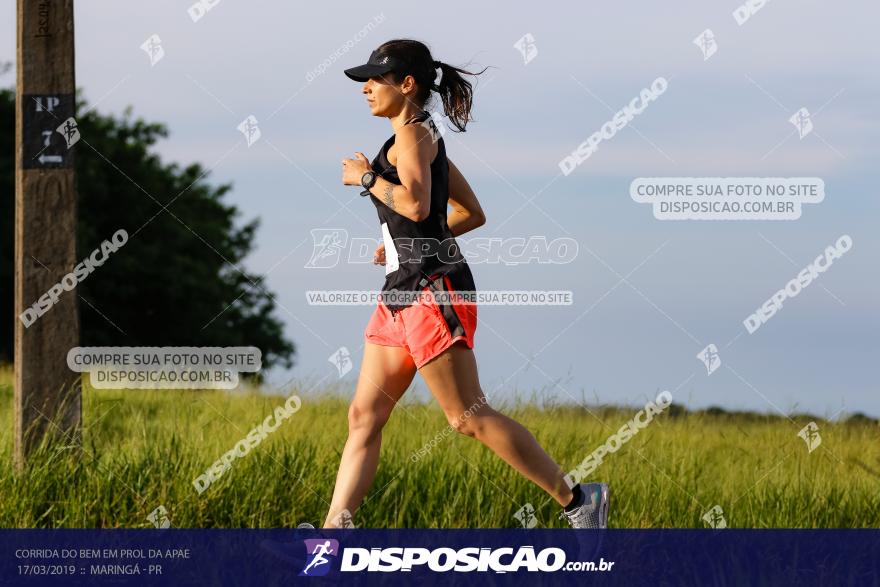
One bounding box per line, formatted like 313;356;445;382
369;110;477;314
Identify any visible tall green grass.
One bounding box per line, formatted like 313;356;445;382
1;370;878;528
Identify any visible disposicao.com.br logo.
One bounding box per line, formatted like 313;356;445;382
299;541;613;575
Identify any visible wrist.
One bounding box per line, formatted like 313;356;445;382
359;170;377;196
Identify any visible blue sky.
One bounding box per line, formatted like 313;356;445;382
3;0;878;417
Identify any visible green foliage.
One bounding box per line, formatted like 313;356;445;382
0;87;294;369
0;375;877;528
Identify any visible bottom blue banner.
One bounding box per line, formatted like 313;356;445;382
2;529;878;585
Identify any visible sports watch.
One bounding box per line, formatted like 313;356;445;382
360;170;377;197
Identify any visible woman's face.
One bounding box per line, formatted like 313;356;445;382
361;74;412;117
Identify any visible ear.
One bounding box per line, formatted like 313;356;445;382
400;74;416;95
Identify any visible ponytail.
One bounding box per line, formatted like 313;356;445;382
433;60;487;132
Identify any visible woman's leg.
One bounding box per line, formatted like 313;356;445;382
323;342;417;528
417;341;574;507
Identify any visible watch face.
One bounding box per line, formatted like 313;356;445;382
361;171;376;189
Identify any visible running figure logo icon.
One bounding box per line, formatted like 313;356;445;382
237;115;262;147
328;346;353;378
300;539;339;577
696;344;721;375
513;503;538;528
419;111;447;143
513;33;538;65
693;29;717;61
56;117;80;149
140;34;165;67
702;505;727;529
798;421;822;453
305;228;348;269
789;107;813;139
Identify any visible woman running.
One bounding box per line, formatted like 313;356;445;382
327;39;609;529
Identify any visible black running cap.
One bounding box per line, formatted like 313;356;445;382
344;50;405;82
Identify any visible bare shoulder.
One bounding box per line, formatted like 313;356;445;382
389;121;437;166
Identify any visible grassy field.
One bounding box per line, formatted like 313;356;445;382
1;367;878;528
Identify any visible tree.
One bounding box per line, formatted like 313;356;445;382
1;85;295;372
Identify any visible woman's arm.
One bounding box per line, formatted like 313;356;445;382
341;123;434;223
382;123;434;222
446;158;486;237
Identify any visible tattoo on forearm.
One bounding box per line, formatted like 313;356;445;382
383;184;395;210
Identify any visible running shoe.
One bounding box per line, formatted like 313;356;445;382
559;482;609;529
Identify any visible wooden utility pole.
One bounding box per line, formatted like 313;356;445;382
14;0;81;468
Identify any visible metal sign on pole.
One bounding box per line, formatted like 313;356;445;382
14;0;81;468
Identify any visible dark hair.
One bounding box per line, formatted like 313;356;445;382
376;39;486;132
